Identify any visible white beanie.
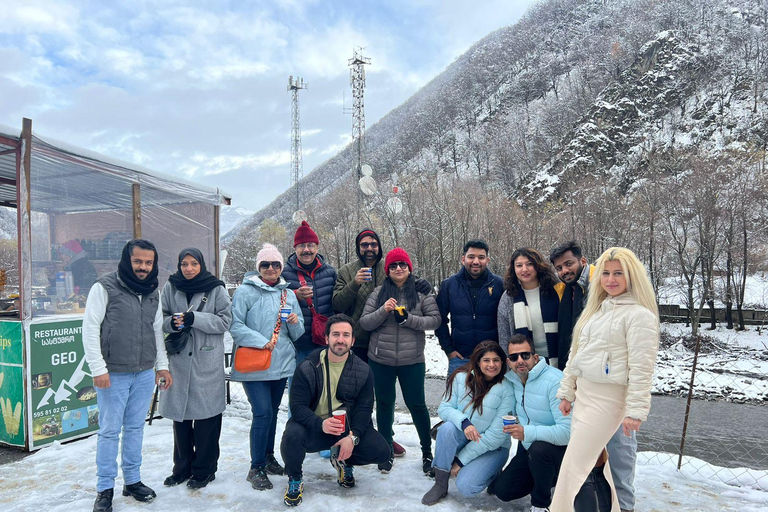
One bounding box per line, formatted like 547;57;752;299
256;243;284;269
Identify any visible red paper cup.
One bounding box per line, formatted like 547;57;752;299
332;410;347;430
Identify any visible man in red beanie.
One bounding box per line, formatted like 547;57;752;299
282;221;338;371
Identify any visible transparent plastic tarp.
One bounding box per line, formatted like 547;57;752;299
141;186;216;285
30;140;134;317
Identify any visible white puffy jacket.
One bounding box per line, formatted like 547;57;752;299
557;293;659;421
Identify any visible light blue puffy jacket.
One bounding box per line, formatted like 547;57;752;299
506;359;571;450
229;273;304;382
438;371;515;465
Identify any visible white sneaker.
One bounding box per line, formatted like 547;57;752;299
531;507;550;512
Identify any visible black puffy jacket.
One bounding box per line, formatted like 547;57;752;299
282;254;337;351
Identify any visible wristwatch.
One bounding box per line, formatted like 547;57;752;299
348;432;359;446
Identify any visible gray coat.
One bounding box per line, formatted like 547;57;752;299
158;283;232;421
359;286;441;366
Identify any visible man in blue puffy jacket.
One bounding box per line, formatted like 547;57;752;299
490;334;571;512
435;239;504;376
282;221;337;367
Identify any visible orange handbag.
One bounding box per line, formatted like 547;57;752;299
233;290;286;373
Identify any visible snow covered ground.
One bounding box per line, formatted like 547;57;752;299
1;324;766;511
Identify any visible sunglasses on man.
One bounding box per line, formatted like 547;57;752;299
388;261;409;271
359;242;379;249
259;261;282;270
507;351;533;362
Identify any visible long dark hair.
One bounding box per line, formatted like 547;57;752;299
503;247;558;297
376;274;419;310
444;341;507;416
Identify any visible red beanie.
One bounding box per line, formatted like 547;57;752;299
385;247;413;275
294;221;319;246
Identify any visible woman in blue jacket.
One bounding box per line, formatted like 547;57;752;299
230;244;304;491
421;340;515;505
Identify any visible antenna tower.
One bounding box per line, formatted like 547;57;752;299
348;47;371;184
288;75;308;212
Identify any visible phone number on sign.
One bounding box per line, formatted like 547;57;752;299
33;406;68;418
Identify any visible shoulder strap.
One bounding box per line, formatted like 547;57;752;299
269;290;288;345
196;291;209;312
297;273;315;310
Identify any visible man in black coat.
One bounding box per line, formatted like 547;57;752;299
280;314;390;507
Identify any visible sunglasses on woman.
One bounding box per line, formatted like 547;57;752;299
507;351;532;362
388;261;409;271
259;261;282;270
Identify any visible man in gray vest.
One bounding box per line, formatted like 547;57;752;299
82;239;172;512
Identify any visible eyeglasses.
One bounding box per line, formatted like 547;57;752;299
507;352;532;362
359;242;379;249
296;243;317;250
259;261;282;270
388;261;409;271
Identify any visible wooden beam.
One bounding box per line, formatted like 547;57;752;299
213;204;220;277
132;183;141;238
0;148;16;156
19;118;32;322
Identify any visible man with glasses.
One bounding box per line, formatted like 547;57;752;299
489;334;570;512
283;221;338;368
435;239;504;376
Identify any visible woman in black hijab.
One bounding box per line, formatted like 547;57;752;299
158;248;232;489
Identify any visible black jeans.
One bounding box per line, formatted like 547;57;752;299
172;414;223;477
280;419;390;478
493;441;567;508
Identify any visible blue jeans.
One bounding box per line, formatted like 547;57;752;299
433;422;509;497
242;379;287;468
95;369;156;491
607;425;637;510
447;355;467;377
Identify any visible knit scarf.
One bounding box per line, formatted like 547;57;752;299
511;287;559;359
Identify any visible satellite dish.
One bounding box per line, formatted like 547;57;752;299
387;197;403;215
292;210;307;223
359;176;377;196
361;164;373;177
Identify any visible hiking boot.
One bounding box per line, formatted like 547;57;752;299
163;473;190;486
266;454;286;476
284;476;304;506
392;440;406;457
187;473;215;489
93;488;113;512
378;452;394;474
330;450;356;488
122;481;156;502
421;468;449;505
247;467;273;490
422;454;435;477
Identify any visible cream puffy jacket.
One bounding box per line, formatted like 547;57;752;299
557;293;659;421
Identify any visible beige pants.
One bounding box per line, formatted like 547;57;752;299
550;378;625;512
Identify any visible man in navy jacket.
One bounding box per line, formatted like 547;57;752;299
435;239;504;376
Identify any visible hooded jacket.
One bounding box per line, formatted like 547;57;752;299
557;293;659;421
332;229;385;348
282;253;337;351
505;359;571;450
438;374;514;466
229;272;305;382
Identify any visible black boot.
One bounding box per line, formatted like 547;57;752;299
593;465;613;512
122;481;157;502
93;488;113;512
265;453;286;475
163;473;189;486
187;473;216;489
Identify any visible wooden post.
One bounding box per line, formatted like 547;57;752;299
213;204;220;277
18;118;32;320
132;183;141;238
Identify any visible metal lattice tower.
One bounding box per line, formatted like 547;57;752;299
288;75;307;211
348;47;371;181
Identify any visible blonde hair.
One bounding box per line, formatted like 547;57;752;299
571;247;659;349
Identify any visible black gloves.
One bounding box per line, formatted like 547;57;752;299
182;312;195;327
414;277;432;295
394;307;409;325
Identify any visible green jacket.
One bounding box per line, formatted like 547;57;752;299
332;259;385;348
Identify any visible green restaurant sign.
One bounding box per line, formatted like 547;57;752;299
29;319;98;448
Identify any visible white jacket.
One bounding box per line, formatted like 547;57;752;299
557;293;659;421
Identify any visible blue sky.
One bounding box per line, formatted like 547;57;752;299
0;0;538;211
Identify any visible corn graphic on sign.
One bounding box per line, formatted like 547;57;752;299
0;396;22;436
